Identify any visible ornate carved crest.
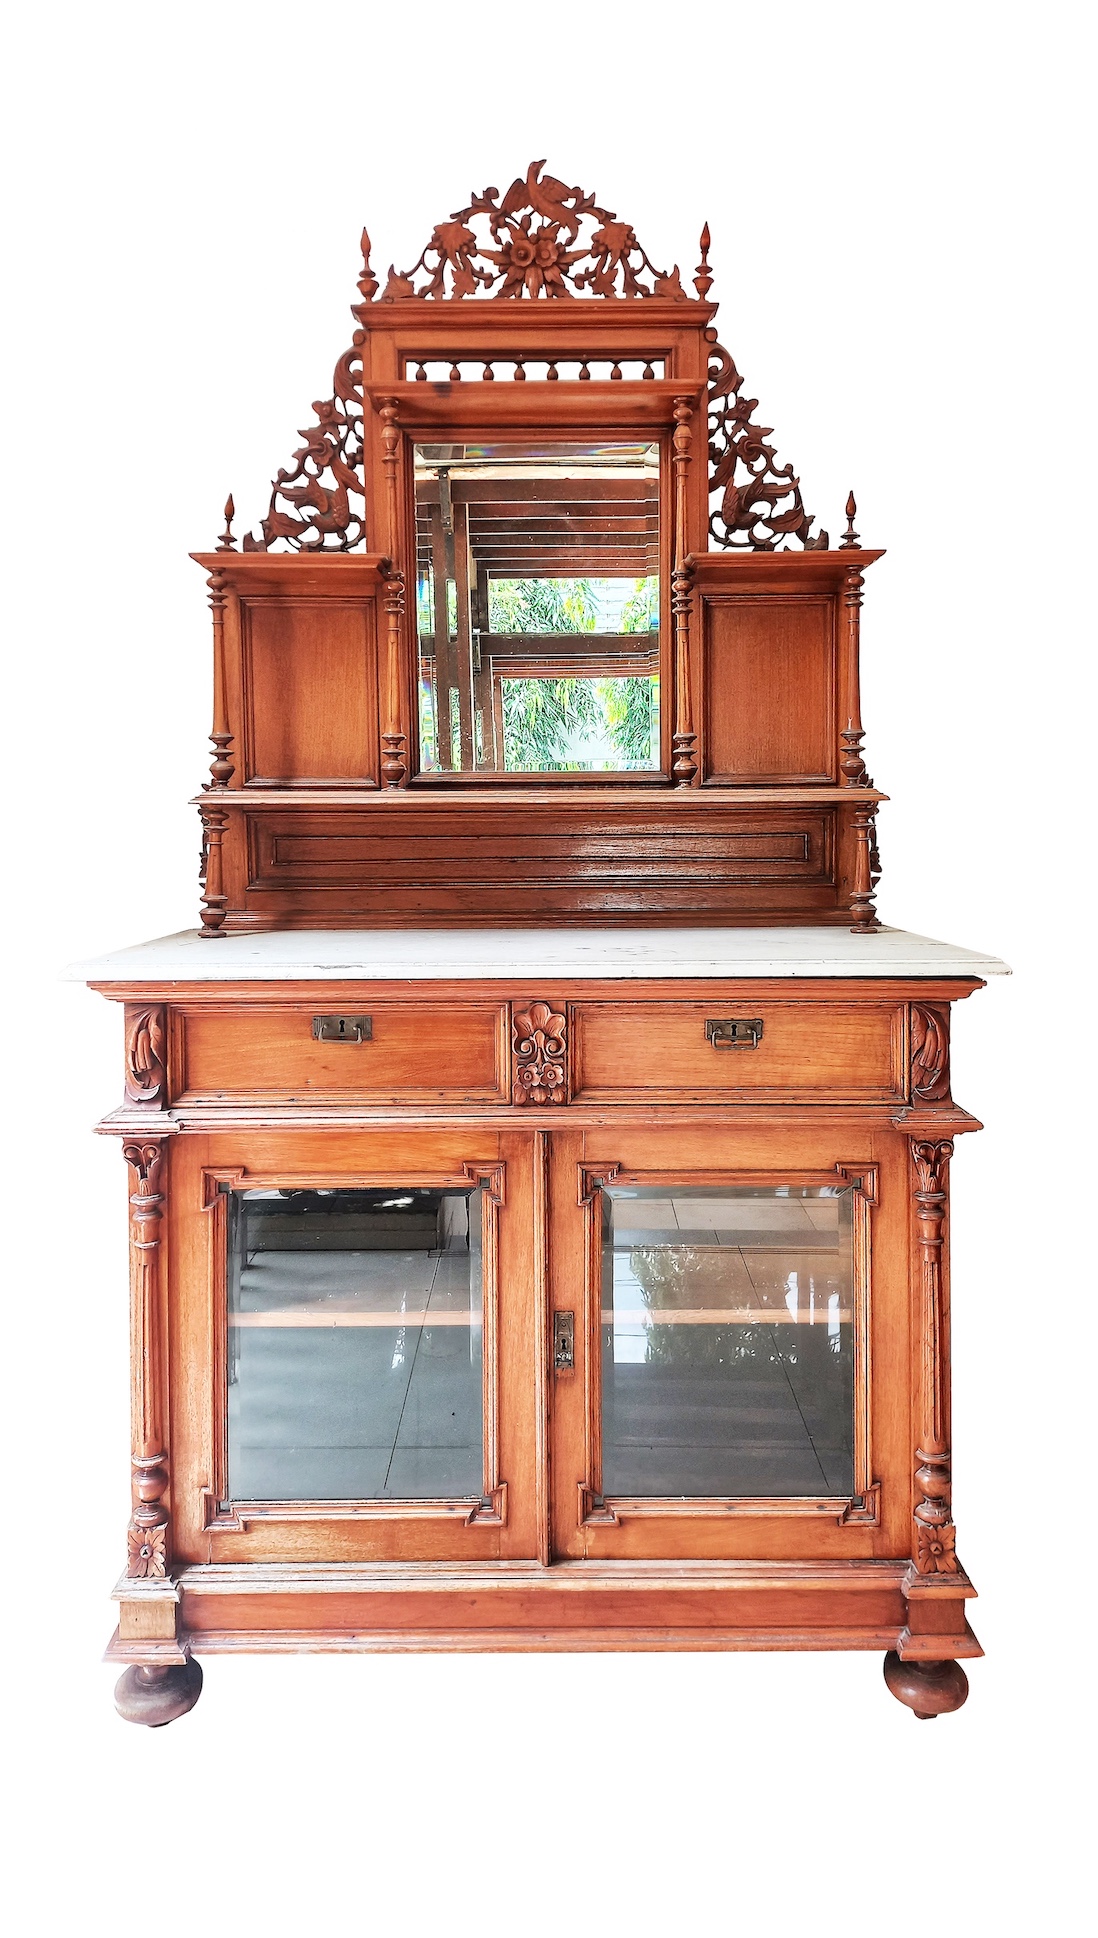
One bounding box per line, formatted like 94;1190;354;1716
382;161;686;303
512;1001;568;1105
707;337;826;550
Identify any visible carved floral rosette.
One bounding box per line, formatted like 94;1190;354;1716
512;1002;568;1105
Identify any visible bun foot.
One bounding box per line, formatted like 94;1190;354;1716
115;1657;203;1727
883;1650;968;1719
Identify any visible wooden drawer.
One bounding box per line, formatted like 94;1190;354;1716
570;1000;905;1103
175;1001;510;1103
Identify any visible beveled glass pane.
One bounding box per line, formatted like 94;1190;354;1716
226;1186;483;1501
415;439;659;773
601;1186;855;1498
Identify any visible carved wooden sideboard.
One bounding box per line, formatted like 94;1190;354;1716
78;165;1005;1724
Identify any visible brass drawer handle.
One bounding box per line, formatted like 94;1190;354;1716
312;1015;373;1043
706;1017;764;1050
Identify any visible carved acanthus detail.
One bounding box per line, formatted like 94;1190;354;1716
910;1004;951;1103
910;1139;959;1575
382;160;686;302
512;1002;568;1105
707;335;827;551
124;1005;167;1107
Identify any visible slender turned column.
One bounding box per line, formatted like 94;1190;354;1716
198;799;229;935
379;398;408;786
670;397;697;784
121;1139;170;1582
909;1139;958;1577
882;1136;971;1720
839;550;867;786
849;801;880;930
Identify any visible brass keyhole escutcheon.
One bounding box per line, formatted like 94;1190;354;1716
553;1311;575;1372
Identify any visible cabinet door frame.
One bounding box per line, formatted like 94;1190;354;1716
174;1143;509;1561
571;1160;880;1548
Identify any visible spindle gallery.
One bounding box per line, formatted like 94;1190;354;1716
73;162;1005;1724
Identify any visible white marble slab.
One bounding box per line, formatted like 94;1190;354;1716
69;927;1010;984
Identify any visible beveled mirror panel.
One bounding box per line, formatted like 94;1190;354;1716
415;439;659;773
601;1185;855;1498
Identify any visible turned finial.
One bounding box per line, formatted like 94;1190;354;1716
840;491;861;548
358;227;379;303
694;223;713;299
217;495;236;551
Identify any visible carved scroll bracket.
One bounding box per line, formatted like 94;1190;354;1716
910;1004;951;1104
512;1002;568;1105
124;1005;167;1107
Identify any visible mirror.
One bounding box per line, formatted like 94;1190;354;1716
415;440;659;773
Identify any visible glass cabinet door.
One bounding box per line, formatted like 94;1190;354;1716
585;1179;870;1530
225;1184;485;1504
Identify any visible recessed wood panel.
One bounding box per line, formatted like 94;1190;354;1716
178;1002;508;1101
243;599;379;784
703;595;835;782
571;1001;902;1102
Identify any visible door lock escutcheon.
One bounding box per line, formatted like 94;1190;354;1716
312;1015;373;1043
705;1017;764;1050
553;1310;575;1372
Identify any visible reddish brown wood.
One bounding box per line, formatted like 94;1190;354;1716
121;1138;171;1582
883;1650;968;1719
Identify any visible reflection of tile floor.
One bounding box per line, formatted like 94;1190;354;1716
228;1248;483;1501
603;1194;854;1498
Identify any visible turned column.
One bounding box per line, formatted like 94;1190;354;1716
670;397;698;785
379;398;409;785
884;1134;973;1718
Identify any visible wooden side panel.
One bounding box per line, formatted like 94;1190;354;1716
702;595;836;783
572;1001;903;1103
177;1002;509;1102
242;598;380;784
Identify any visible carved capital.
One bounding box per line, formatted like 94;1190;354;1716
124;1006;167;1108
512;1002;568;1105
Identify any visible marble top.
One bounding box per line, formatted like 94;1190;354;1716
70;927;1010;984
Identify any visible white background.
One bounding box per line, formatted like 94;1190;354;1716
3;5;1093;1932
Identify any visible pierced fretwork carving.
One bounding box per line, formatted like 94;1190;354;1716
122;1140;171;1580
910;1004;951;1103
512;1002;568;1105
382;160;686;302
124;1005;167;1107
706;334;827;551
243;232;375;553
910;1140;959;1575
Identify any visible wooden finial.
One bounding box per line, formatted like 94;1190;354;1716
358;227;379;303
217;495;236;551
694;223;713;299
840;491;861;548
